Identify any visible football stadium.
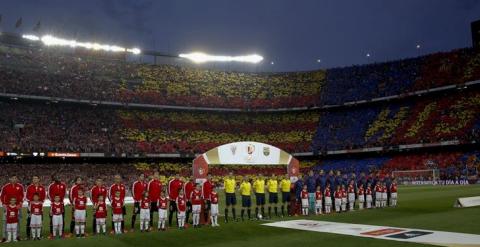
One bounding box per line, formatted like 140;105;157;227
0;1;479;247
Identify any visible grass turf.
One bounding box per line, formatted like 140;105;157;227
3;185;480;247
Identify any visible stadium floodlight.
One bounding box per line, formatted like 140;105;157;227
21;34;141;55
22;34;41;41
179;52;263;64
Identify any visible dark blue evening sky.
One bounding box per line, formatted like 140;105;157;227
1;0;479;71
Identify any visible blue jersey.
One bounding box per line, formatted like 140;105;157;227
317;175;327;191
305;176;316;193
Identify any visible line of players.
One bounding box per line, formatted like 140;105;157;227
0;171;219;242
221;171;398;221
0;170;399;242
299;180;398;216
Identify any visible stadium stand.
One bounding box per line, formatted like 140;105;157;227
1;43;479;109
0;37;479;186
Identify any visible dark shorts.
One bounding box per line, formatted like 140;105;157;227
242;195;252;207
205;200;211;211
186;201;192;212
150;201;158;212
256;193;266;206
225;193;237;206
169;200;177;212
282;192;291;203
269;193;279;204
133;202;140;214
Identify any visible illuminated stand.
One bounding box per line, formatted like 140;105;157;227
192;141;300;183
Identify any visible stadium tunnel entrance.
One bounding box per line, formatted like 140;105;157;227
192;141;300;183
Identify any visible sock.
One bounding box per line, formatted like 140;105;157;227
178;219;181;228
13;230;16;240
53;227;57;237
204;211;209;223
247;208;251;219
274;206;278;216
140;221;144;231
287;205;290;216
168;210;173;226
32;228;36;239
255;207;259;218
81;225;85;235
131;214;137;229
261;207;265;217
97;224;101;233
150;211;154;228
224;209;229;221
75;225;80;235
70;219;75;234
232;208;236;219
268;207;272;218
7;232;11;241
281;205;285;216
241;209;245;220
37;228;41;238
102;224;106;233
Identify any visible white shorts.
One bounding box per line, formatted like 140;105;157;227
74;210;86;223
315;200;322;208
30;214;42;228
96;218;106;225
334;198;341;206
301;199;309;208
210;204;219;216
382;193;387;200
376;192;382;200
178;211;186;219
366;195;373;202
140;208;150;221
341;198;347;204
6;223;17;232
52;215;63;227
359;195;365;203
192;205;201;214
158;209;167;219
391;192;397;199
112;214;123;222
324;197;332;206
348;193;355;202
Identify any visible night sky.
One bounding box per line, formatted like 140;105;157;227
1;0;479;71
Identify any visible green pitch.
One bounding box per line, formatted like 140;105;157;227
4;185;480;247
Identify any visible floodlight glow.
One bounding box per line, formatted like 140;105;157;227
179;52;263;64
21;34;141;55
22;34;40;41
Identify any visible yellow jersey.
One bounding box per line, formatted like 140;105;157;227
267;179;278;193
239;181;252;196
224;178;236;193
280;179;291;192
253;179;265;194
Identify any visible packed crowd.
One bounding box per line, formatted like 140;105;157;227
0;43;479;109
0;101;318;154
1;87;478;154
312;89;480;151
